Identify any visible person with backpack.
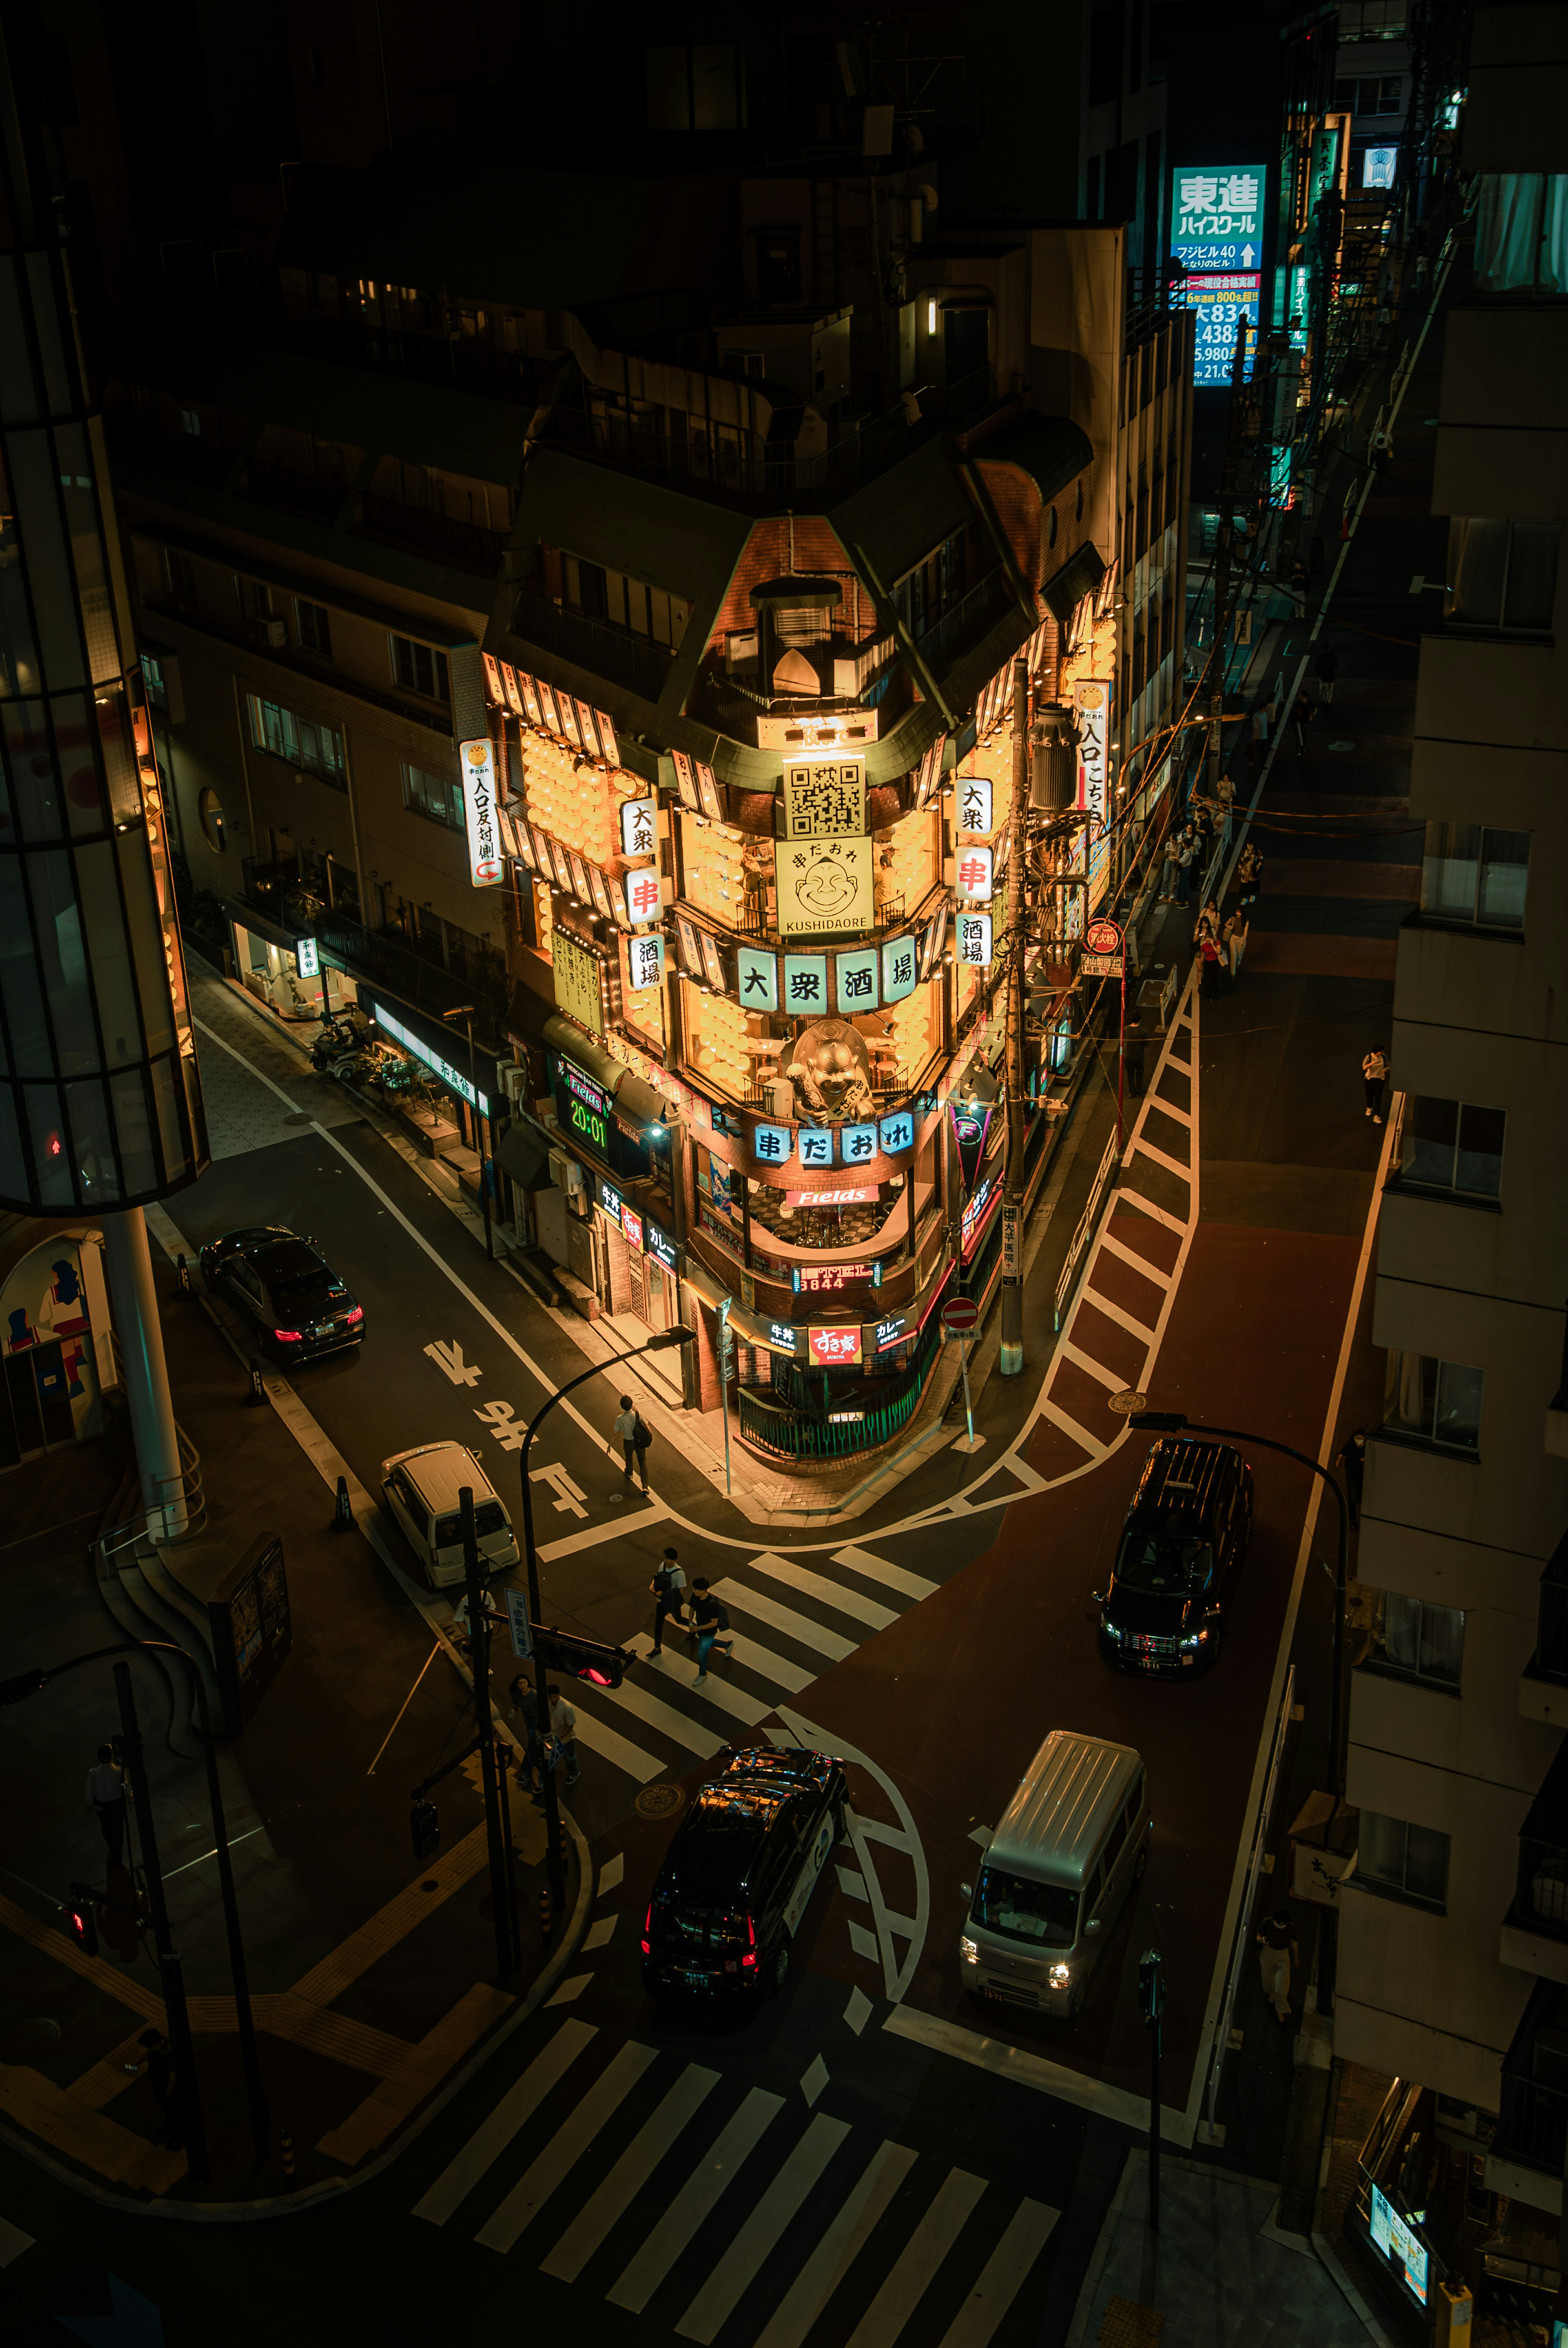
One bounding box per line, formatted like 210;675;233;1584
613;1394;653;1493
686;1579;734;1685
649;1547;688;1656
508;1673;543;1794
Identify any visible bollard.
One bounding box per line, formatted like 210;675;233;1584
539;1884;552;1942
279;2127;296;2184
557;1818;570;1875
331;1474;353;1533
176;1252;191;1296
248;1361;267;1406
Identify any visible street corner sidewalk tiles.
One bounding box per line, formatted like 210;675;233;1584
1097;2300;1165;2346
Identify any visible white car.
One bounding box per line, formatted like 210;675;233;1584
380;1441;520;1589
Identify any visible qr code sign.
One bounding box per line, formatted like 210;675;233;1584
785;760;865;840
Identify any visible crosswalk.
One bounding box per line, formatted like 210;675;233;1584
561;1546;937;1790
415;2014;1057;2346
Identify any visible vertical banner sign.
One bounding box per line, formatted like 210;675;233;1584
459;739;502;885
1075;681;1111;916
552;928;604;1036
779;757;872;936
1002;1206;1021;1279
506;1588;533;1661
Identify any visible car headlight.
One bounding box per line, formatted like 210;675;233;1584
1049;1962;1071;1988
1101;1621;1123;1643
1180;1628;1209;1649
960;1936;978;1964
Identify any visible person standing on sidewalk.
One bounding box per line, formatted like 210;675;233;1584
1198;928;1225;1000
1250;702;1270;767
508;1675;542;1793
686;1580;734;1684
614;1395;651;1493
85;1743;128;1874
1236;841;1263;912
125;2029;181;2146
1314;644;1340;707
1194;897;1220;950
1337;1427;1368;1527
649;1547;688;1655
546;1685;579;1786
1160;827;1179;904
1288;557;1307;619
1122;1018;1146;1098
1222;907;1250;980
1362;1045;1389;1122
1255;1907;1299;2024
1174;829;1196;908
1215;768;1236;856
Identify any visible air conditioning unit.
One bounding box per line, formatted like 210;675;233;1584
548;1147;586;1206
263;618;287;649
499;1063;529;1111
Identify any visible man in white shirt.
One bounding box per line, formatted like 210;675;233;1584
612;1395;650;1493
85;1743;128;1871
547;1685;579;1786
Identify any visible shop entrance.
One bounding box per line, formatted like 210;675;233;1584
633;1251;674;1333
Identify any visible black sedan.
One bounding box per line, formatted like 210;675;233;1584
641;1745;847;2000
198;1226;365;1363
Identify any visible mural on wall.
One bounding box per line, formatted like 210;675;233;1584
0;1240;106;1452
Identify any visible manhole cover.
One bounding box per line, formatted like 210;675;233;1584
636;1783;686;1821
1107;1390;1148;1417
1;2017;61;2061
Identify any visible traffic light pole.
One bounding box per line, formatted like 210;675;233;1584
1140;1944;1165;2234
114;1660;207;2183
998;656;1029;1378
460;1489;520;1981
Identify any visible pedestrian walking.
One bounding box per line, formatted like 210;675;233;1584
1122;1018;1146;1097
125;2028;181;2145
452;1585;501;1651
686;1579;734;1684
649;1546;688;1655
1337;1427;1368;1528
1288;558;1307;619
1255;1907;1299;2024
1236;842;1263;911
1174;831;1196;908
1198;930;1224;999
1194;898;1220;948
1160;830;1178;903
1362;1045;1389;1123
1222;908;1250;979
507;1674;542;1792
1250;702;1270;758
1412;223;1430;292
1215;770;1235;856
613;1394;651;1493
546;1684;579;1786
1314;644;1340;706
1192;802;1214;879
85;1743;128;1874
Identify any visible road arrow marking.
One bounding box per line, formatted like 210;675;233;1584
424;1339;481;1387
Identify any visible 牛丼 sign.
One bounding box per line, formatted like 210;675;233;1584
459;738;503;886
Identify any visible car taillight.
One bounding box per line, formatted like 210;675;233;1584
273;1329;302;1342
640;1900;652;1957
344;1306;363;1325
740;1913;757;1968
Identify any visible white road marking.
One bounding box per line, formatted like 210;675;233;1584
568;1708;665;1785
424;1338;482;1387
413;2018;596;2225
539;1509;670;1563
846;2167;987;2348
1098;1230;1172;1284
583;1915;617;1951
0;2215;34;2268
541;2063;721;2283
626;1635;774;1728
1077;1291;1157;1343
801;2055;829;2107
844;1985;873;2035
599;1852;624;1892
1059;1341;1133;1393
473;1398;528;1450
713;1581;856;1663
848;1920;879;1961
1129;1134;1191;1182
832;1546;938;1601
753;2142;919;2348
836;1865;868;1899
606;2087;785;2313
936;2202;1060;2348
780;1705;929;2006
546;1975;594;2007
476;2040;658;2254
748;1551;898;1630
583;1675;728;1762
1114;1186;1187;1236
530;1461;588;1519
675;2112;851;2345
1038;1397;1108;1459
883;2007;1187;2141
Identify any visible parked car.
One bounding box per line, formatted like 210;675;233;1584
642;1745;848;1999
380;1441;519;1589
199;1225;364;1363
960;1731;1149;2020
1094;1436;1254;1675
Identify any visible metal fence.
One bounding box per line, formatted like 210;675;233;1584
1202;1663;1296;2136
736;1312;944;1465
511;593;677;703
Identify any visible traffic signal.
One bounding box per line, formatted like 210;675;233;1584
530;1625;629;1690
66;1895;98;1956
410;1801;441;1864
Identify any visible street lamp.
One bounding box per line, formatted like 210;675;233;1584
0;1639;269;2178
517;1328;696;1908
442;1003;492;1261
1130;1409;1350;1797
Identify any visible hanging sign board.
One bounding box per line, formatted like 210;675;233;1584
459;738;503;886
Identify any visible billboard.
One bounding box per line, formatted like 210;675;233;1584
1175;274;1261;386
1170;166;1266;273
458;738;503;885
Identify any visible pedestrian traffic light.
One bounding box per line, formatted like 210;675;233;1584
1138;1946;1166;2027
66;1895;98;1957
410;1801;440;1864
530;1625;629;1690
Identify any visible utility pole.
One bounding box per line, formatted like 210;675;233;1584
1205;313;1253;796
460;1490;519;1980
998;657;1030;1376
1140;1944;1166;2232
114;1662;208;2182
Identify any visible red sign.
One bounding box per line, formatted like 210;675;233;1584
941;1298;980;1333
1084;917;1123;955
621;1207;644;1251
808;1325;863;1368
784;1187;879;1206
795;1263;876;1293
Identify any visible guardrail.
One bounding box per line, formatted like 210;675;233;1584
736;1313;943;1465
1201;1661;1296;2136
1053;1128;1122;1331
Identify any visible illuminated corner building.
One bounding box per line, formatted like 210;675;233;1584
0;30;206;1517
1333;0;1568;2261
490;237;1192;1474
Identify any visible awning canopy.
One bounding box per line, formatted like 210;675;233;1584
1042;541;1107;625
496;1121;552;1190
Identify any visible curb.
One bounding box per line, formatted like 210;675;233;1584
0;1808;596;2224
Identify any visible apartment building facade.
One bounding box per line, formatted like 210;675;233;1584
1337;0;1568;2238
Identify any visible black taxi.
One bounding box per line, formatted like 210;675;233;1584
641;1745;848;1999
1095;1435;1254;1675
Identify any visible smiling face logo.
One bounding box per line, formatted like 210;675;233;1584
794;849;859;916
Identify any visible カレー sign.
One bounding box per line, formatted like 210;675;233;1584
807;1325;863;1367
459;738;503;886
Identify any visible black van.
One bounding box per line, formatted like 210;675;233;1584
641;1746;847;1999
1095;1436;1254;1676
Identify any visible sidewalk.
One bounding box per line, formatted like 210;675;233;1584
0;1227;590;2213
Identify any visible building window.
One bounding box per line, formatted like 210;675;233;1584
561;554;690;649
1474;175;1568;294
1368;1591;1465;1688
245;691;345;787
1333;74;1403;114
755;227;802;307
1419;821;1529;930
401;761;463;829
1356;1811;1450;1909
180;408;201;437
390;633;450;702
164;547;196;605
1382;1350;1483;1452
296;598;332;657
143;652;166;708
1447;516;1561;632
644;43;740;132
198;786;227;852
1398;1097;1505;1199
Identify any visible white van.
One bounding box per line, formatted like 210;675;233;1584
380;1441;520;1589
960;1731;1149;2019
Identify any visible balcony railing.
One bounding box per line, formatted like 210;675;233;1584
1530;1530;1568;1684
240;460;345;524
357;493;508;575
1510;1735;1568;1944
913;565;1017;677
1498;1976;1568;2179
511;592;677;703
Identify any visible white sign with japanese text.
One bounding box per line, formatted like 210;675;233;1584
619;798;657;859
459;738;502;886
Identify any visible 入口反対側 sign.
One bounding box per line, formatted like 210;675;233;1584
459;738;503;886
